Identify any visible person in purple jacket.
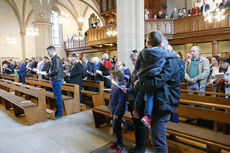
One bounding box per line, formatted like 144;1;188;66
109;70;126;153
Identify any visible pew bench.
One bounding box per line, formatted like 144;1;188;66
25;78;82;115
92;105;132;128
0;73;19;82
0;79;48;125
92;90;230;153
81;80;105;107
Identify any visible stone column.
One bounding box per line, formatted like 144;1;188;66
212;40;218;56
117;0;144;70
20;29;26;59
30;0;56;57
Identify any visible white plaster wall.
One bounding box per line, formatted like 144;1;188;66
0;0;22;59
59;7;79;41
25;13;36;58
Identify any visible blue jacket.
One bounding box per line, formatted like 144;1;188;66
109;82;126;116
136;47;177;78
19;63;26;76
153;57;182;112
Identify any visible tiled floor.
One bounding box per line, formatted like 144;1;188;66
0;110;115;153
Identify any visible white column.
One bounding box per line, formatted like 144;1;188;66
117;0;144;70
30;0;55;57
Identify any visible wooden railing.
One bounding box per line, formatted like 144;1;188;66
145;8;230;36
64;9;230;49
64;37;88;49
87;24;117;45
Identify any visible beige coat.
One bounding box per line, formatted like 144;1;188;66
185;56;210;89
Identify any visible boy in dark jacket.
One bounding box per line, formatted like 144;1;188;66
109;70;126;153
133;31;177;128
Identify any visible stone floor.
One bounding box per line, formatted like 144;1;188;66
0;110;115;153
0;108;206;153
0;109;153;153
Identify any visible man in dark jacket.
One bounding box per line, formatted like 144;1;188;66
82;55;94;91
66;54;83;103
137;33;183;153
18;60;27;84
200;0;210;13
45;46;64;120
82;55;94;80
220;0;230;9
41;56;51;80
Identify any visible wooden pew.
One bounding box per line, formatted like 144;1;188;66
92;90;230;152
0;73;19;82
0;79;47;125
81;80;105;107
25;78;81;115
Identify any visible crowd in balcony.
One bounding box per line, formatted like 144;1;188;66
145;0;230;20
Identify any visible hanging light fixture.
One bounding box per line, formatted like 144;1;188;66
77;17;84;23
59;11;70;23
26;27;39;36
6;37;16;44
204;9;226;23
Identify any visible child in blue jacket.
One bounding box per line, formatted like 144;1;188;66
109;70;126;153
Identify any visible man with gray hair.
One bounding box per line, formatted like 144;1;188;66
185;46;210;94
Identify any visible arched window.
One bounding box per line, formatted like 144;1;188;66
51;11;63;47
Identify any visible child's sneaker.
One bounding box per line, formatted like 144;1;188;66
132;108;139;119
110;142;117;149
141;115;151;128
114;147;125;153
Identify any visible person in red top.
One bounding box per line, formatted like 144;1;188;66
103;53;113;71
191;3;200;15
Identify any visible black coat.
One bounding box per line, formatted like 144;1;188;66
41;62;51;80
69;62;83;85
200;4;210;13
83;62;94;80
42;62;51;73
47;55;64;82
220;1;230;9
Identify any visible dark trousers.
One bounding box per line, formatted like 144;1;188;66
19;74;25;84
133;99;146;153
151;111;171;153
112;116;124;147
51;80;64;117
135;90;154;117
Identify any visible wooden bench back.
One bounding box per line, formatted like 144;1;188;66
178;92;230;124
25;78;80;102
0;79;46;107
180;93;230;106
181;89;230;97
0;73;19;82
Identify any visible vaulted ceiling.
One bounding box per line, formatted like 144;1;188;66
3;0;101;32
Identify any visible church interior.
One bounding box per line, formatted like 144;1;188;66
0;0;230;153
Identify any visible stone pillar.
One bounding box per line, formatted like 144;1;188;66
117;0;144;70
212;40;218;56
30;0;56;57
20;30;26;59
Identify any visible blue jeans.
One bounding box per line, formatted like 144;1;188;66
151;111;171;153
135;91;154;117
51;80;64;116
112;116;124;147
187;82;206;96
